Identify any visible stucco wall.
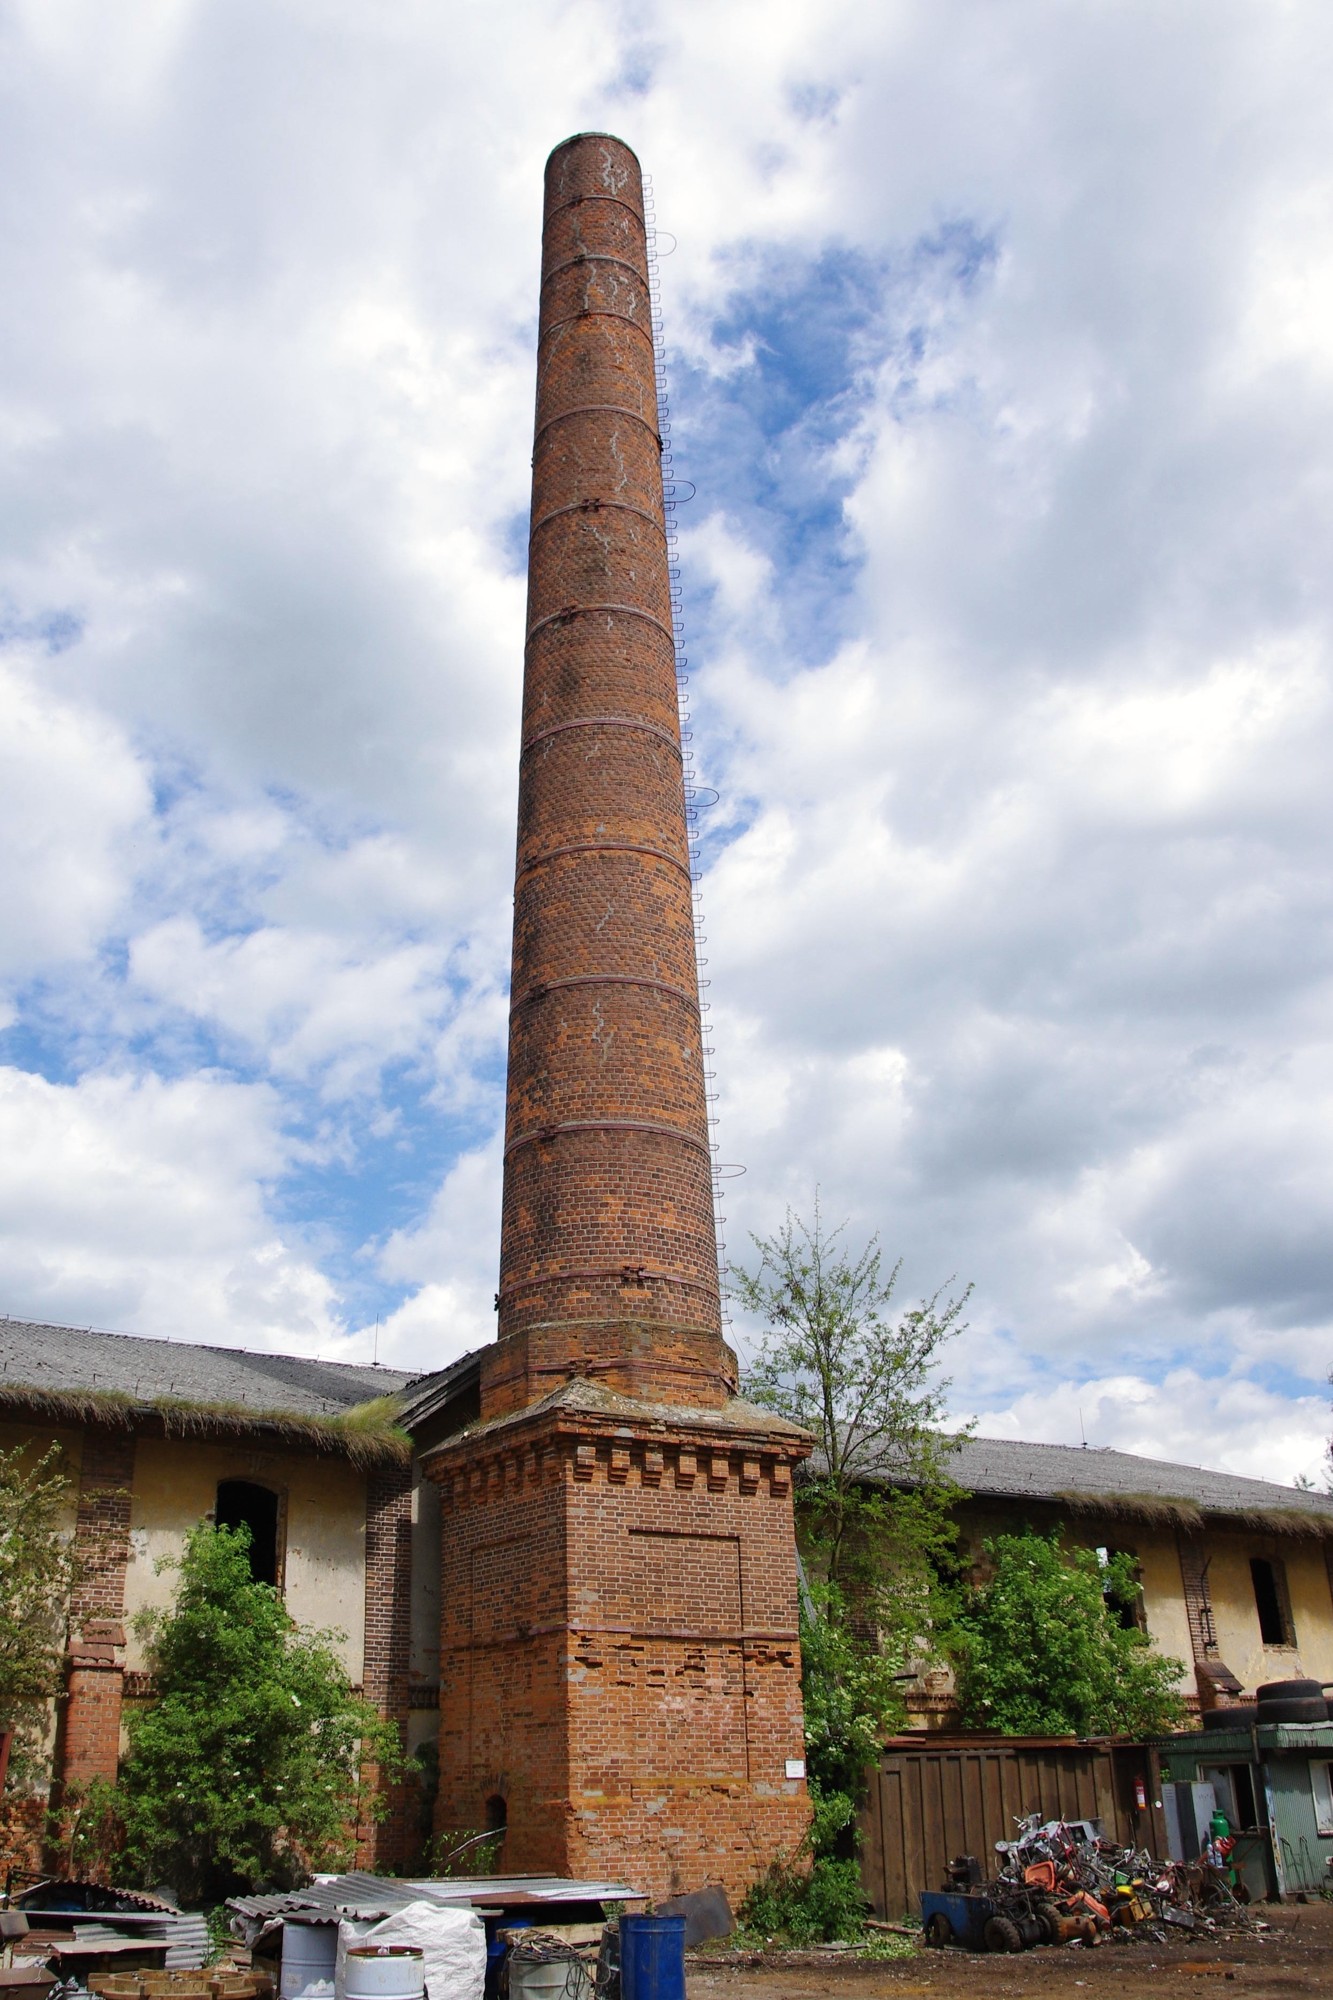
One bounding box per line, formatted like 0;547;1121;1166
0;1418;83;1535
956;1499;1333;1698
125;1437;368;1682
1123;1529;1196;1687
1199;1531;1333;1693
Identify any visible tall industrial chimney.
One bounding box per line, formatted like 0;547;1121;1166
486;130;731;1418
425;134;810;1898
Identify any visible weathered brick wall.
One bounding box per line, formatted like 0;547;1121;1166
60;1428;136;1790
358;1462;415;1868
430;1412;809;1900
489;129;735;1418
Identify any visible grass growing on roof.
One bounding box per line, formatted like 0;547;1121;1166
0;1383;411;1465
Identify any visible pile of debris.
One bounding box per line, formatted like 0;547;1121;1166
0;1881;217;1990
923;1813;1257;1953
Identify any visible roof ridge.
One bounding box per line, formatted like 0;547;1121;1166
0;1314;413;1379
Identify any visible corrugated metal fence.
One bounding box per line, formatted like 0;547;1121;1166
861;1736;1163;1918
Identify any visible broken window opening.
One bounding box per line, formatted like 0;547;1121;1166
1249;1555;1295;1648
216;1479;281;1589
1097;1545;1146;1633
485;1794;508;1836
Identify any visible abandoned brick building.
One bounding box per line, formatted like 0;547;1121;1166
3;130;1333;1902
3;1319;1333;1888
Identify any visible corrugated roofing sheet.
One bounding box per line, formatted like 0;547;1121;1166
228;1874;641;1924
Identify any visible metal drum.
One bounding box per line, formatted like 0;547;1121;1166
281;1923;337;2000
508;1959;591;2000
342;1947;425;2000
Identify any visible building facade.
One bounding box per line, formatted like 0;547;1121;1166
3;1323;1331;1888
887;1436;1333;1728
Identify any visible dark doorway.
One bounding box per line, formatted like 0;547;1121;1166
216;1480;280;1588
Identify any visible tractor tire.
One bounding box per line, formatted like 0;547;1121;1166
1256;1679;1328;1723
1254;1697;1327;1723
984;1916;1023;1954
924;1913;953;1949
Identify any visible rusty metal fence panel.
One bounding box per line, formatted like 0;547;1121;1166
862;1738;1143;1918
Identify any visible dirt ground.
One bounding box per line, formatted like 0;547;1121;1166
686;1901;1333;1999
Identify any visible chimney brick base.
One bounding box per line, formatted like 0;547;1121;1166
426;1394;810;1900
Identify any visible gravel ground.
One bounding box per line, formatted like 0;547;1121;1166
685;1900;1333;2000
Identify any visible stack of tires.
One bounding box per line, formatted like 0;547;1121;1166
1202;1679;1333;1730
1254;1678;1332;1724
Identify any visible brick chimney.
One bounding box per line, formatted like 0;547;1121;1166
483;131;733;1420
424;133;810;1899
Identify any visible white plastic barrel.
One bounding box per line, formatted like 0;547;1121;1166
281;1922;338;2000
342;1947;425;2000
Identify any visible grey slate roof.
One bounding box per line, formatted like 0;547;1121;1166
0;1317;415;1417
2;1319;1323;1532
893;1433;1333;1526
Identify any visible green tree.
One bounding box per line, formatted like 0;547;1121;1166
736;1204;969;1592
733;1205;970;1939
115;1522;400;1904
0;1444;75;1783
954;1528;1187;1737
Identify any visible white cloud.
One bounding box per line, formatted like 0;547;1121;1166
968;1370;1331;1491
372;1139;503;1372
0;653;150;983
0;1065;345;1351
0;0;1329;1483
129;916;448;1096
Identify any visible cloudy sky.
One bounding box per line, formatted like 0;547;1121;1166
3;0;1331;1482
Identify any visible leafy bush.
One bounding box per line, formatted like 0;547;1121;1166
0;1444;75;1785
739;1853;868;1946
113;1521;402;1903
954;1529;1187;1736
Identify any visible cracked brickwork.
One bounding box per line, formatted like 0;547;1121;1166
427;132;811;1899
430;1412;809;1897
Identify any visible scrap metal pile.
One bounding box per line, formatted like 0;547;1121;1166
924;1813;1256;1953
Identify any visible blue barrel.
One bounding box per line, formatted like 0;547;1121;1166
620;1914;686;2000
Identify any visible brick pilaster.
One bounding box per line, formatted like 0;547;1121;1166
1176;1531;1248;1712
59;1428;136;1790
1176;1534;1218;1664
357;1462;414;1868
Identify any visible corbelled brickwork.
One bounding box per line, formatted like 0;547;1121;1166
427;130;811;1900
358;1462;415;1868
60;1428;136;1789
